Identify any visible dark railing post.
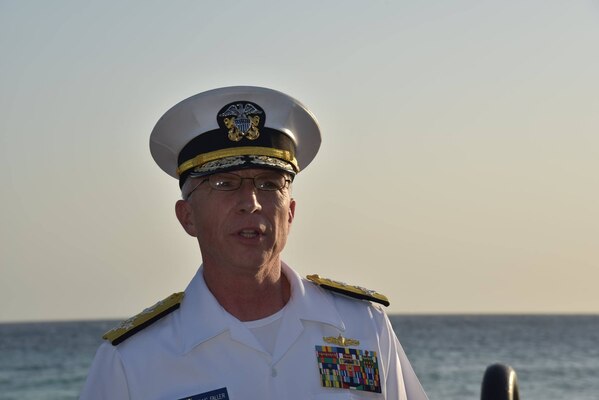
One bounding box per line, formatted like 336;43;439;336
480;363;520;400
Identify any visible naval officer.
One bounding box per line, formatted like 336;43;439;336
80;86;429;400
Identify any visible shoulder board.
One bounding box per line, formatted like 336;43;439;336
306;274;390;307
102;292;184;346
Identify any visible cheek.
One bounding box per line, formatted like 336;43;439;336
194;217;224;253
196;211;220;235
190;205;221;241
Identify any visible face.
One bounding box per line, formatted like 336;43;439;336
175;168;296;275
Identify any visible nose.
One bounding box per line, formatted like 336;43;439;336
236;179;262;214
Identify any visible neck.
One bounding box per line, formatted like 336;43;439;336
202;260;291;321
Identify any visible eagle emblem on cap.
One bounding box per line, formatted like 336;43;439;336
218;102;263;142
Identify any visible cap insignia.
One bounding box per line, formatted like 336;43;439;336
218;101;264;142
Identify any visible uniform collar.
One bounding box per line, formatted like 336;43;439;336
177;263;344;355
280;262;345;329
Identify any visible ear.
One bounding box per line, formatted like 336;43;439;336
175;199;198;237
288;198;296;224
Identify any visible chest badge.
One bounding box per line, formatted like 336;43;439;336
323;334;360;347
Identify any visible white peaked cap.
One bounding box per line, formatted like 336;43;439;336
149;86;321;184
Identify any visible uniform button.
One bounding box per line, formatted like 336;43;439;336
271;367;277;377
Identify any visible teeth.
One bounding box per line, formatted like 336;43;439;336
239;229;259;238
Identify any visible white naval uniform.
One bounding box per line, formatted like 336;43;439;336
80;264;428;400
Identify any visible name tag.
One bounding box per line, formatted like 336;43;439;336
316;346;381;393
178;387;229;400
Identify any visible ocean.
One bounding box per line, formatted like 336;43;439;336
0;315;597;399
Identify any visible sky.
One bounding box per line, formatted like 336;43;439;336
1;0;598;322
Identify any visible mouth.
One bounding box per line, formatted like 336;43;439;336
237;227;265;239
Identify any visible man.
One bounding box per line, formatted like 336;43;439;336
80;86;428;399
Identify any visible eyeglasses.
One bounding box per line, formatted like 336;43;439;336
186;171;292;199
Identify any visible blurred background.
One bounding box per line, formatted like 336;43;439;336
1;0;598;322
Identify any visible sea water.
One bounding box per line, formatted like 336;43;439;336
0;316;597;399
393;315;599;400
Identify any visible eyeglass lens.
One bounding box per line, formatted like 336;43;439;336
209;172;289;191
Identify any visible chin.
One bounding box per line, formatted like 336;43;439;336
233;253;277;271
